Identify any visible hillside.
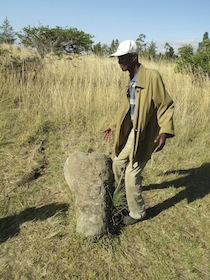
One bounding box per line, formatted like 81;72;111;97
0;46;210;279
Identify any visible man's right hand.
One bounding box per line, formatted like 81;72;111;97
103;128;114;142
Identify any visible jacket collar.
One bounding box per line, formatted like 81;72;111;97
136;64;146;89
126;64;146;89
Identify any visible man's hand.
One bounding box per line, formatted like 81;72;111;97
103;128;114;142
153;133;167;153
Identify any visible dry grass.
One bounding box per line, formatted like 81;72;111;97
0;45;210;280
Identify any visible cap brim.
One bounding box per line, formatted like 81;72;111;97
110;50;128;57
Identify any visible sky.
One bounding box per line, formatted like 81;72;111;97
0;0;210;53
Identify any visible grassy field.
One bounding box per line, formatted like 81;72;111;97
0;45;210;280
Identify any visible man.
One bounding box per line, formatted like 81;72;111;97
104;40;174;226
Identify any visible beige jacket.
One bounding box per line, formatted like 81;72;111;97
110;64;175;163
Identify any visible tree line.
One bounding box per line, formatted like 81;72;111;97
0;17;209;76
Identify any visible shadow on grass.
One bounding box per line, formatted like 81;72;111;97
0;203;69;244
145;162;210;219
2;163;209;241
109;162;210;234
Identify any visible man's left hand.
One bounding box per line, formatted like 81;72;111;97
153;133;167;153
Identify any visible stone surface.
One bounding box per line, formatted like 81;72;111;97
64;152;114;236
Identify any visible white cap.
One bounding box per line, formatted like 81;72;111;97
110;40;138;57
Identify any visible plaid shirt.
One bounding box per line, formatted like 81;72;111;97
129;71;139;121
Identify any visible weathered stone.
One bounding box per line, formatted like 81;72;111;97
64;152;114;236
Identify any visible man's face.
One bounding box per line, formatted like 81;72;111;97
118;54;135;71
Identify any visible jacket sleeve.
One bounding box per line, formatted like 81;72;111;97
152;70;175;137
109;89;130;132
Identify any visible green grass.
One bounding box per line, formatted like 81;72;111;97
1;124;209;280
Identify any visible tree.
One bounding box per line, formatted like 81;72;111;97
178;44;194;59
198;32;210;52
175;33;210;77
0;17;16;44
147;40;157;59
17;25;94;57
164;42;175;59
195;32;210;76
109;39;119;55
92;42;109;56
175;44;194;74
136;34;147;55
92;42;102;56
193;50;210;76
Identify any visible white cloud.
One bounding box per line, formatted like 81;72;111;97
157;39;201;54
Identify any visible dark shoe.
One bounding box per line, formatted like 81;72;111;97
123;213;146;226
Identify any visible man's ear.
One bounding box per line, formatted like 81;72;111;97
132;54;138;61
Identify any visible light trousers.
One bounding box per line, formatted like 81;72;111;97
113;129;147;219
